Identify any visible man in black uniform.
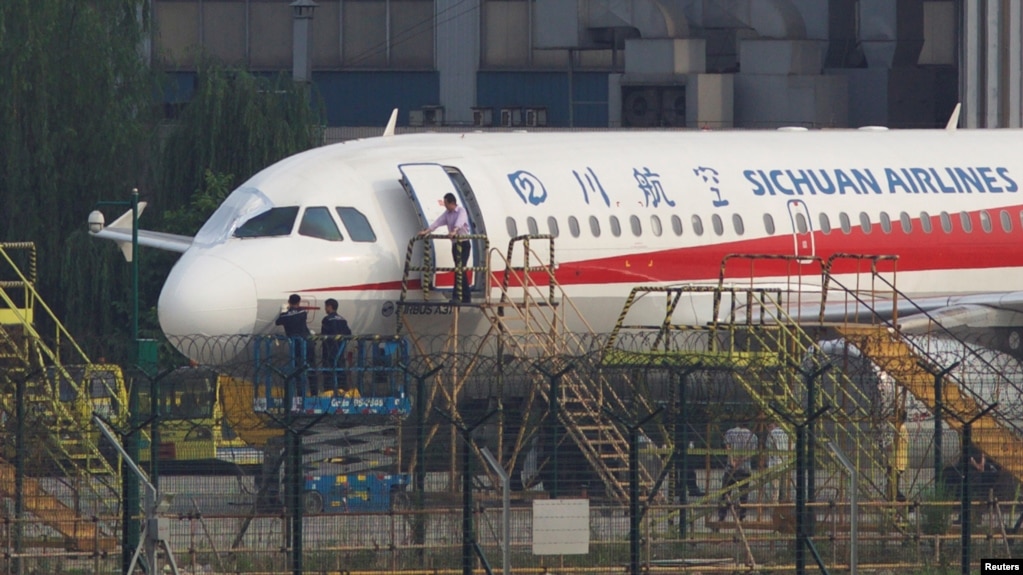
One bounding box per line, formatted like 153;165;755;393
275;294;315;393
320;298;352;392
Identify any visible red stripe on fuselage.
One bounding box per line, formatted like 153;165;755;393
299;207;1023;292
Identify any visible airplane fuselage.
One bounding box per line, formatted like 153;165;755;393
156;129;1023;362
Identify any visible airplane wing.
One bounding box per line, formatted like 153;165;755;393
89;202;193;257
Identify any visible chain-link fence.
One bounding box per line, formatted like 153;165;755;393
3;330;1023;574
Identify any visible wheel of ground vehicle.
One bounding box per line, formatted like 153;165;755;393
303;490;324;514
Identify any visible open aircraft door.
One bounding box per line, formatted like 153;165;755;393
398;163;486;295
786;199;815;262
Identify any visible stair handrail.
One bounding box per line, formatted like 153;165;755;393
824;270;1023;439
0;243;91;364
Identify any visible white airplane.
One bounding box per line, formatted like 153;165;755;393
90;110;1023;365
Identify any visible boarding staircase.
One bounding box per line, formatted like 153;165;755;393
397;234;663;504
603;281;896;504
0;242;122;551
836;322;1023;484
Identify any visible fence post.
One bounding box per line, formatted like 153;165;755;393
399;362;443;559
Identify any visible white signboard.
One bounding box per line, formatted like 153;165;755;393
532;499;589;555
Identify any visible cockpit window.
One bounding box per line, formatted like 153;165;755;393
336;207;377;242
194;187;274;246
299;207;343;241
234;206;299;238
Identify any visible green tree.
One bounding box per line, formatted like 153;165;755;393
156;61;325;223
0;0;156;358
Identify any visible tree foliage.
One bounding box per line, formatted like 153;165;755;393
0;0;156;356
156;61;325;227
1;2;325;362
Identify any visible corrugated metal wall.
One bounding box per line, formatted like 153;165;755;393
476;71;608;127
315;72;440;126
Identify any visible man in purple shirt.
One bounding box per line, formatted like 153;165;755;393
418;192;471;302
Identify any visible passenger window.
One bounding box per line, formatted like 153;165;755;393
609;215;622;237
234;207;299;238
711;214;724;236
671;215;683;236
506;217;518;237
692;215;705;236
859;212;872;234
569;216;581;237
940;211;952;233
589;215;601;237
630;215;642;237
527;216;539;235
336;207;377;242
547;216;560;237
299;207;343;241
1001;210;1012;232
979;210;992;233
650;215;663;237
839;212;851;234
879;212;892;234
959;211;973;233
763;214;775;235
819;213;831;235
795;213;808;234
732;214;745;235
920;211;933;233
900;212;912;233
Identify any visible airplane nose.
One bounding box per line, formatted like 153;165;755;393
158;253;258;340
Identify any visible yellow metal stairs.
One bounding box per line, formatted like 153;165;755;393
604;285;898;501
836;324;1023;483
481;237;660;502
0;243;122;551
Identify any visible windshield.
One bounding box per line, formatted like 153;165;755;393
234;207;299;238
193;187;274;246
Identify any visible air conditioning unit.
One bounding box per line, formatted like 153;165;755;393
621;87;660;128
500;107;522;127
409;109;425;126
525;107;548;127
421;105;445;126
471;107;493;127
661;88;687;127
